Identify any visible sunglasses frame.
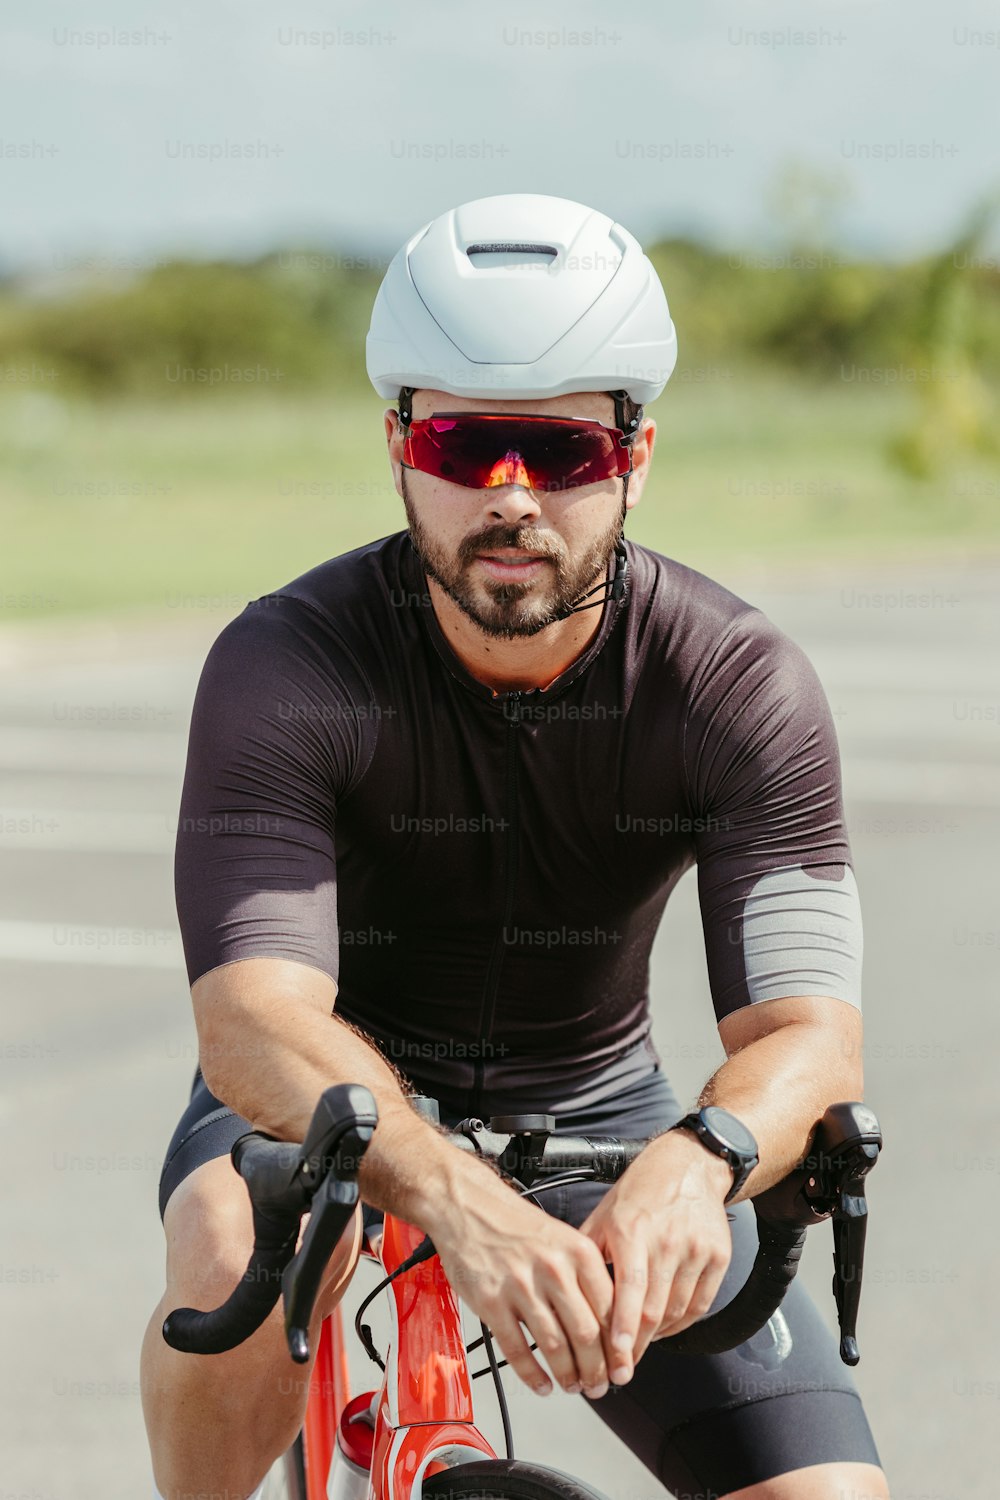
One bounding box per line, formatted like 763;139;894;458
399;411;635;493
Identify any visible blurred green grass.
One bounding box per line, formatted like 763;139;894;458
3;203;999;623
3;368;998;623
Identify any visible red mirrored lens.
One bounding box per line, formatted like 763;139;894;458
402;415;631;492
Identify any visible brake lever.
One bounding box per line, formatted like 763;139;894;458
802;1104;882;1366
751;1102;882;1365
283;1167;366;1362
282;1106;377;1363
298;1082;380;1188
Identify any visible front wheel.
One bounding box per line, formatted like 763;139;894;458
423;1459;612;1500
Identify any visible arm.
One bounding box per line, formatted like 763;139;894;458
176;604;620;1399
581;611;865;1379
578;995;863;1383
193;954;501;1226
700;990;864;1199
195;954;621;1398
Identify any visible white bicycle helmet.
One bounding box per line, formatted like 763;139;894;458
366;192;677;426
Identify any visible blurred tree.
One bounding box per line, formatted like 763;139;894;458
888;195;1000;477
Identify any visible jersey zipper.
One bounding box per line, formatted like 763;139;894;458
470;689;523;1118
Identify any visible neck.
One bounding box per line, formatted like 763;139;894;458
425;560;612;695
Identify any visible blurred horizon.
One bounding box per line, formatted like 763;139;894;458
5;175;1000;294
5;0;1000;276
3;1;999;625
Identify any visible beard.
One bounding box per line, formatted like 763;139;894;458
401;473;626;640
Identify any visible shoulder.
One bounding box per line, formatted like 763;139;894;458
624;540;754;632
198;531;415;684
262;530;418;634
623;540;812;690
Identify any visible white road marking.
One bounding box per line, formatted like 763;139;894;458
844;758;1000;809
802;643;999;695
0;727;185;775
0;920;183;969
0;747;998;866
0;808;172;854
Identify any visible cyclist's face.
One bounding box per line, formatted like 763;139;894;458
385;389;654;640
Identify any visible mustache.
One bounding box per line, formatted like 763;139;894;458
457;526;565;566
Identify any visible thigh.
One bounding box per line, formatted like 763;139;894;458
159;1074;362;1319
580;1249;881;1496
540;1072;881;1496
158;1069;251;1221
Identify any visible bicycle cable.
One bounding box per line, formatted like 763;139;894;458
470;1172;598;1460
351;1169;599;1462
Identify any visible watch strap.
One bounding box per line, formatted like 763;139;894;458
672;1109;758;1203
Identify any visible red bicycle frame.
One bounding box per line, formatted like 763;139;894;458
299;1210;499;1500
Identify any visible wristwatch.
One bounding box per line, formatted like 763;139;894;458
670;1106;759;1203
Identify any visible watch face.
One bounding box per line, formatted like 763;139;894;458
702;1106;758;1158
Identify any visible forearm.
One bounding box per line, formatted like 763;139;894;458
696;1010;865;1199
194;961;504;1231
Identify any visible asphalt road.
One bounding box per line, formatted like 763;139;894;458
1;553;997;1500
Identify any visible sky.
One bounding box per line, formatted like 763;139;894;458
2;0;999;275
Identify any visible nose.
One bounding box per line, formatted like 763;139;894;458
483;483;542;525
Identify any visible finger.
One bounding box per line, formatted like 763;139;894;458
603;1236;650;1385
547;1279;609;1395
574;1244;618;1382
651;1252;724;1344
487;1311;555;1395
524;1297;594;1394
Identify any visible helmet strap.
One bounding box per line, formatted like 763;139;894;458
554;539;629;619
611;389;643;440
609;389;642;507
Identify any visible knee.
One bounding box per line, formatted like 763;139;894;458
314;1205;363;1320
721;1461;890;1499
162;1157;256;1306
161;1156;362;1318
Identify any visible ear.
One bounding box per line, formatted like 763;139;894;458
624;417;656;516
384;407;405;499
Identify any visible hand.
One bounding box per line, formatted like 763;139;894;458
430;1167;619;1399
578;1129;733;1385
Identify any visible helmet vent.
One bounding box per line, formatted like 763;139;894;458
466;242;558;268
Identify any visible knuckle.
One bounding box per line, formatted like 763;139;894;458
567;1318;600;1347
506;1270;534;1302
576;1239;609;1273
534;1250;563;1276
616;1260;647;1288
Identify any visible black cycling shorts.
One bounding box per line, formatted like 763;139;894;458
157;1065;881;1497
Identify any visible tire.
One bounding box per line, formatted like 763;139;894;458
260;1434;307;1500
422;1458;612;1500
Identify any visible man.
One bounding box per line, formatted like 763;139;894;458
141;194;891;1500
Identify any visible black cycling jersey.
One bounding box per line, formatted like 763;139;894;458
174;531;862;1118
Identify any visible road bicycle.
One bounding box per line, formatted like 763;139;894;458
163;1086;882;1500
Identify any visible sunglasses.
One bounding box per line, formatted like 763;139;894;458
400;413;634;493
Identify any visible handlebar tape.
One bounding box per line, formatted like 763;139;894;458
657;1218;806;1356
162;1135;307;1355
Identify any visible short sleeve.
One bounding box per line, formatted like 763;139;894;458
174;597;376;987
686;611;863;1023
